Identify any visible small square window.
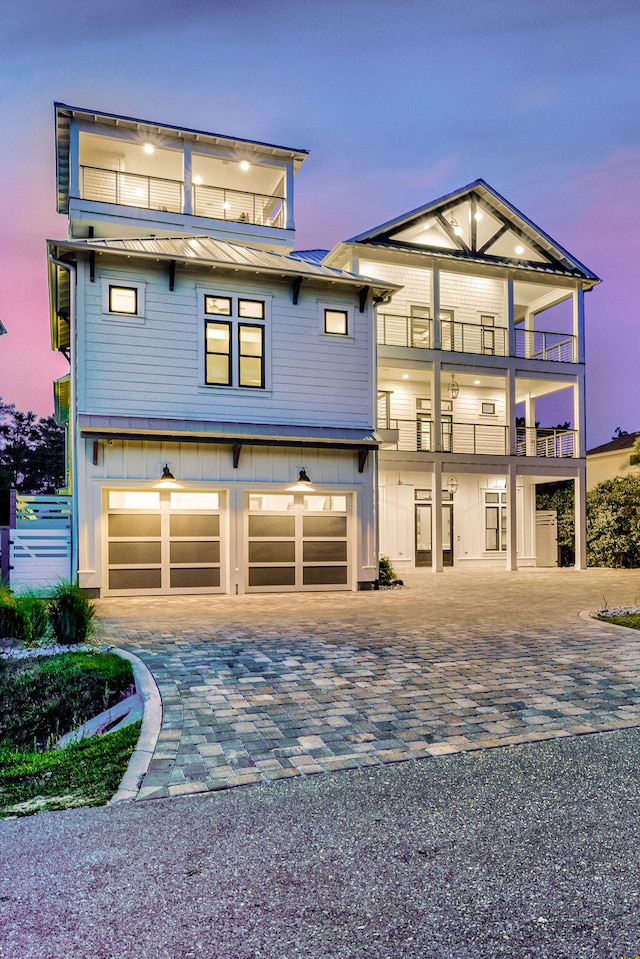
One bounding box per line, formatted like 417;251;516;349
205;296;232;315
325;309;348;335
109;286;137;314
481;401;496;415
238;299;265;320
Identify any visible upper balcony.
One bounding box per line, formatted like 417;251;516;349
378;312;577;363
55;104;307;250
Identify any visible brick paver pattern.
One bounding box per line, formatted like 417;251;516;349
98;569;640;801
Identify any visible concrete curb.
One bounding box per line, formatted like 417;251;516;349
107;646;163;804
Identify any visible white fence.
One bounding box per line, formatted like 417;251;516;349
1;494;71;592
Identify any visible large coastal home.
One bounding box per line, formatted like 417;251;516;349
324;181;599;572
47;103;598;595
48;104;396;596
586;431;640;490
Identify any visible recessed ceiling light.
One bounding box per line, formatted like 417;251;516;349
474;211;483;221
143;143;154;154
515;244;525;255
193;175;203;185
474;379;481;385
240;160;250;171
402;374;409;380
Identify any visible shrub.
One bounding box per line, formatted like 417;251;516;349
0;585;50;646
586;475;640;568
379;555;403;587
48;582;96;646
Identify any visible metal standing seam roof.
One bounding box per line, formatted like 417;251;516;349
47;235;401;295
78;414;380;447
334;178;600;285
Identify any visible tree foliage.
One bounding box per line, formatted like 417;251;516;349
0;398;66;494
586;474;640;568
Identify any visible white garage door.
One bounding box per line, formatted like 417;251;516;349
246;493;351;591
106;490;223;594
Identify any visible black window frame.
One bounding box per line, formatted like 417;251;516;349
238;322;265;389
109;285;138;315
205;319;232;386
324;308;349;336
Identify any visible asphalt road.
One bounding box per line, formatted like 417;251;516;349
1;729;640;959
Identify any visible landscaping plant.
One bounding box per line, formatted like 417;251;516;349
379;555;403;587
48;581;97;646
0;584;49;646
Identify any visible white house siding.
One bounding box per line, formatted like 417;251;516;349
439;271;505;328
76;439;376;595
360;260;432;316
78;258;373;429
586;451;640;490
379;471;536;570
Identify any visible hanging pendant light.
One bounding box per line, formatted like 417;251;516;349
448;373;460;400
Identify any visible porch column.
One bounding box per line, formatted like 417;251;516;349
506;370;517;455
183;143;192;215
574;377;586;459
432;267;441;350
432;360;442;453
285;162;295;231
574;468;587;569
506;464;518;571
432;461;443;572
507;276;515;357
525;392;536;457
573;287;585;364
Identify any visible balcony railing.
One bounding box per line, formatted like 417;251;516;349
81;166;183;213
193;184;285;228
379;420;577;458
514;328;576;363
377;313;577;363
80;166;287;228
516;427;576;458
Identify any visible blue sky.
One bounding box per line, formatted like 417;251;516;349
0;0;638;445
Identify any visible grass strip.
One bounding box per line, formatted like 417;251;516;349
596;613;640;631
0;720;142;818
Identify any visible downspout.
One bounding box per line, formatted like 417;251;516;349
49;254;78;585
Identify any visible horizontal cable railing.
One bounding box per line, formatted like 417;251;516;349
516;428;576;458
81;166;183;213
379;421;577;458
514;328;576;363
440;320;508;356
378;314;434;349
193;184;286;228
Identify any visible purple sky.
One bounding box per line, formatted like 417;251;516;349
1;0;638;447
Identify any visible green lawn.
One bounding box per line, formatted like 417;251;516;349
0;651;140;818
596;613;640;631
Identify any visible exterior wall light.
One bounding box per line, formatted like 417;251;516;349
154;464;183;489
448;374;460;399
287;469;314;492
447;475;459;494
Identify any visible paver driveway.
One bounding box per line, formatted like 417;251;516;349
97;568;640;800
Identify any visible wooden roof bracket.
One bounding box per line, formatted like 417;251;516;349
359;286;369;313
292;276;302;304
169;259;176;292
232;443;242;469
357;448;369;473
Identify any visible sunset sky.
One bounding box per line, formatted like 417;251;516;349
0;0;638;447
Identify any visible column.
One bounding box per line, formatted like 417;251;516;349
506;464;518;571
573;287;585;364
574;468;587;569
182;143;192;215
432;267;441;350
432;461;443;572
285;162;295;231
432;360;442;452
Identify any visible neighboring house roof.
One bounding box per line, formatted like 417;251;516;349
78;414;380;449
587;431;640;456
325;179;600;285
54;103;309;215
47;235;400;297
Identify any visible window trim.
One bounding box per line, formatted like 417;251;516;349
238;322;265;389
318;301;354;340
101;279;146;322
204;319;232;386
199;288;270;390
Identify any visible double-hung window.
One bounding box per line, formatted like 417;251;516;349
204;294;266;389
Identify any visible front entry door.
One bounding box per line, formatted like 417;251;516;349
415;502;454;567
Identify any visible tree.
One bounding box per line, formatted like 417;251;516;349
586;474;640;568
0;399;66;494
612;427;629;439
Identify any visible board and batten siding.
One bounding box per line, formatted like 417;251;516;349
77;259;374;428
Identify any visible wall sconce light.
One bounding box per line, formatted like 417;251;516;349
448;374;460;400
447;475;459;494
154;464;183;489
287;468;314;492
